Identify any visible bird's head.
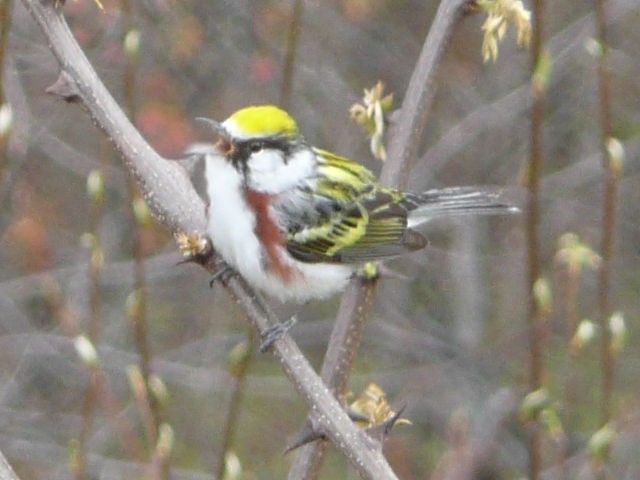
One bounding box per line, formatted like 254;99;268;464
198;105;304;170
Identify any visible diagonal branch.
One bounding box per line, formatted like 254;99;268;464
288;1;472;478
0;448;19;480
18;0;397;478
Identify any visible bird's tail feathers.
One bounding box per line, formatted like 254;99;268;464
405;186;518;228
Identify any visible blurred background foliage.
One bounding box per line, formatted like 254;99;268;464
0;0;639;478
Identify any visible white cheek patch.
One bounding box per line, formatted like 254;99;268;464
248;149;316;193
247;149;284;174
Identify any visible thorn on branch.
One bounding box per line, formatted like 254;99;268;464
366;404;408;445
259;316;297;353
46;71;80;102
284;422;326;454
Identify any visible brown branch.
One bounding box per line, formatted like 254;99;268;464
120;0;163;449
527;0;546;478
594;0;617;426
0;0;13;181
288;1;472;478
214;331;255;479
75;186;105;480
381;0;470;187
279;0;303;109
19;1;397;478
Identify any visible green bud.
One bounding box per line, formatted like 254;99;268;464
609;311;627;356
86;169;105;205
126;364;146;398
223;451;242;480
519;388;550;422
155;423;174;459
148;374;170;408
126;289;143;320
90;245;104;271
570;319;597;354
533;277;552;316
124;29;141;59
80;232;96;250
226;340;251;378
74;335;99;368
133;197;152;226
588;423;616;465
380;93;394;112
556;232;601;273
540;407;564;441
606;137;624;177
584;37;603;58
0;103;13;138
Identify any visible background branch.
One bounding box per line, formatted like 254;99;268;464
594;0;617;426
18;0;398;478
526;0;547;478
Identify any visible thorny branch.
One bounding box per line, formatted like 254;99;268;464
18;0;398;478
288;0;474;478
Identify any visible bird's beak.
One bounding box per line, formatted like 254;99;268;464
195;117;235;156
195;117;227;137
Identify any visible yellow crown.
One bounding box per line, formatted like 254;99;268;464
224;105;299;139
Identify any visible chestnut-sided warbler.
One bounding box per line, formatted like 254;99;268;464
199;105;516;302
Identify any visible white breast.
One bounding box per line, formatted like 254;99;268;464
205;154;352;302
246;148;316;194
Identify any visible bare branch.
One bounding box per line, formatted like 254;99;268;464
18;0;398;477
382;0;470;187
526;0;547;477
0;448;20;480
595;0;618;425
288;1;472;478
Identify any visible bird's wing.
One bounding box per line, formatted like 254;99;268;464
274;149;426;264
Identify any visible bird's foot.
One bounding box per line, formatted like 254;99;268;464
209;259;236;287
259;316;297;353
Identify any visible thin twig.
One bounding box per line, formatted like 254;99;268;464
288;1;471;478
382;0;471;187
562;264;580;427
120;0;162;448
527;0;546;478
0;0;13;177
279;0;303;109
214;331;255;479
20;1;397;477
594;0;617;426
75;192;105;480
45;279;147;460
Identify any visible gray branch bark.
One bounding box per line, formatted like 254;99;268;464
288;1;472;478
18;0;397;478
0;450;19;480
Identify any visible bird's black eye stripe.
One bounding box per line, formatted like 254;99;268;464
249;141;264;153
231;137;294;165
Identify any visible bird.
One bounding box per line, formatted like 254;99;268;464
197;105;517;303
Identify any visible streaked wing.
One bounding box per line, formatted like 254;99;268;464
274;149;425;264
